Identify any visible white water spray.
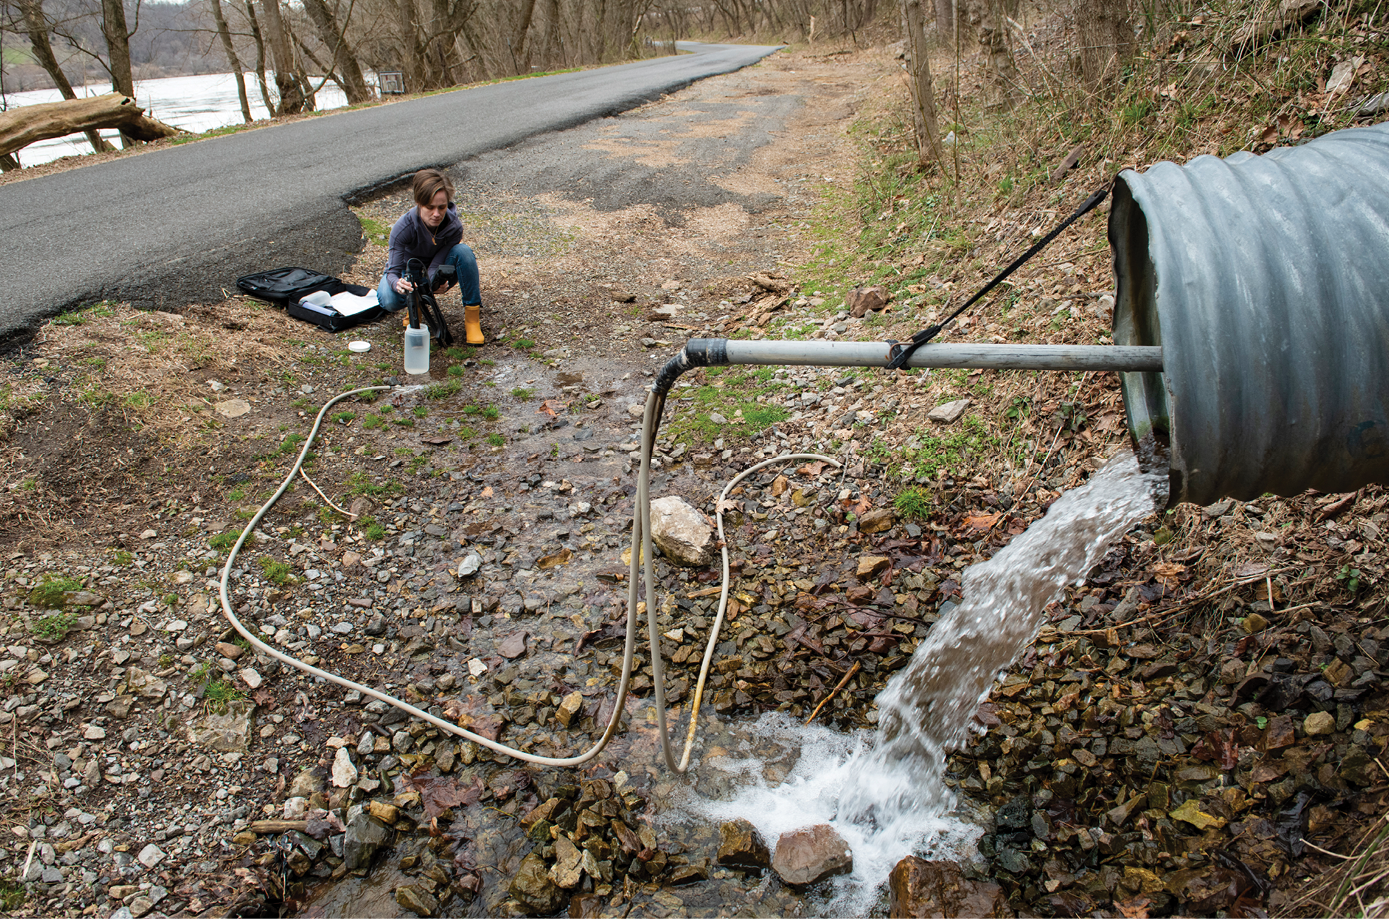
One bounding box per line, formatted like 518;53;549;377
684;450;1162;913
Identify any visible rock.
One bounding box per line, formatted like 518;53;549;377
215;399;251;418
510;851;565;913
457;553;482;578
83;724;106;740
367;801;399;824
550;835;585;888
498;632;527;659
649;496;716;567
136;843;166;868
215;641;245;660
1305;711;1337;736
187;699;254;752
928;399;970;424
239;667;262;689
847;286;887;318
124;667;168;700
889;857;1013;918
857;555;891;578
770;475;789;497
342;811;391;872
771;824;852;887
288;767;326;799
858;508;897;534
1241;612;1270;634
556;691;584;727
716;819;770;869
395;884;438;917
332;747;358;787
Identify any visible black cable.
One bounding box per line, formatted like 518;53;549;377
887;185;1110;370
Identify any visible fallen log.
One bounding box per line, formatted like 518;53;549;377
0;93;182;160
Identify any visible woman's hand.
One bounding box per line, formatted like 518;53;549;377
395;277;414;295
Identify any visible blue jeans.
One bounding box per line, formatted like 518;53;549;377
377;243;480;313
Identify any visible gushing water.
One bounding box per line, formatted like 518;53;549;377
684;450;1163;912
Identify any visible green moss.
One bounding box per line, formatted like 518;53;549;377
27;575;82;609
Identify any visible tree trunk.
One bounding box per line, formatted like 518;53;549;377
0;93;179;158
100;0;135;96
299;0;373;103
243;0;275;113
901;0;946;172
209;0;253;122
933;0;953;36
258;0;306;114
14;0;115;153
396;0;426;92
1075;0;1134;89
969;0;1019;106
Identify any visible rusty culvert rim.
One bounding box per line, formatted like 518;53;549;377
1109;121;1389;508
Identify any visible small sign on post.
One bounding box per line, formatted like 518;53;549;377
379;72;405;95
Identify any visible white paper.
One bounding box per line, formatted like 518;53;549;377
328;289;380;317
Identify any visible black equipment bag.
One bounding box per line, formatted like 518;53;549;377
235;267;385;332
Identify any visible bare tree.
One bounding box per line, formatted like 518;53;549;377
242;0;273;112
1074;0;1133;89
100;0;134;96
300;0;372;102
208;0;252;122
258;0;306;114
12;0;114;152
967;0;1018;106
901;0;945;172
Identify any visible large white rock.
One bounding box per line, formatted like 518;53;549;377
331;745;358;788
649;496;716;567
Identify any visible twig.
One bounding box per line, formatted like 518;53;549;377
299;469;357;519
804;661;861;726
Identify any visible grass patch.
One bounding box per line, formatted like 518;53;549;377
486;433;505;447
332;411;356;424
257;557;295;586
362;413;385;430
52;301;117;327
203;677;245;713
30;612;78;641
901;416;1000;480
347;472;400;497
426;380;461;399
894;486;933;520
511;387;534;400
357;516;386;540
358;214;391;243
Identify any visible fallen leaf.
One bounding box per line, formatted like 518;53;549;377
537;548;573;570
1117;896;1152;919
798;460;829;476
1170;798;1227;830
963;512;1002;531
536;399;566;418
480;486;493;499
398;772;483;820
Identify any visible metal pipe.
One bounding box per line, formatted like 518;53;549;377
654;339;1162;394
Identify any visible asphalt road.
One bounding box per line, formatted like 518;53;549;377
0;42;780;344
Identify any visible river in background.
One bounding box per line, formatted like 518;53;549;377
1;71;363;167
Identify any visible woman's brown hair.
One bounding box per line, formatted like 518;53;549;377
412;168;455;206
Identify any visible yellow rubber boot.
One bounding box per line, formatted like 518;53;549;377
464;304;485;345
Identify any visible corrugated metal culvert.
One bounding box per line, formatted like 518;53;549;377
1109;121;1389;507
